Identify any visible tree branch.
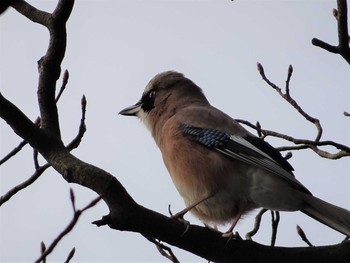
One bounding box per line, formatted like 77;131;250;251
0;140;27;165
35;190;102;263
250;63;350;160
10;0;51;26
0;163;50;206
0;69;69;165
11;0;74;137
312;0;350;65
297;225;314;247
0;93;86;206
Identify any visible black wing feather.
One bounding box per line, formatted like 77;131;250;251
181;124;311;195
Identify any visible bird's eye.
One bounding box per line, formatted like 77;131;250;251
149;90;156;98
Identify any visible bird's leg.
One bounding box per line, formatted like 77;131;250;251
222;209;244;238
171;193;215;221
170;194;214;235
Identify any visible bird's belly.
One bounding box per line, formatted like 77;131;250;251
163;147;257;225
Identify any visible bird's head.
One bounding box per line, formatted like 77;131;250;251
119;71;208;134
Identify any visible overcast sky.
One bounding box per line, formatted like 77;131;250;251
1;0;350;262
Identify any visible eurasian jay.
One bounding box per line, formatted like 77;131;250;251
119;71;350;236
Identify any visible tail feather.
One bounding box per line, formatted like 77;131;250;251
301;194;350;237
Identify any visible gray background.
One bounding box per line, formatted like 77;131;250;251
1;1;350;262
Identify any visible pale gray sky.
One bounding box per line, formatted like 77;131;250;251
1;0;350;262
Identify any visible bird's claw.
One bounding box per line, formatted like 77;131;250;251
222;231;242;243
170;214;190;236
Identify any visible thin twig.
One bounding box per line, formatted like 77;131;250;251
297;225;313;247
270;211;280;247
236;118;350;158
312;0;350;65
64;247;75;263
0;163;50;206
285;64;293;96
0;140;27;165
237;62;350;160
35;191;102;263
40;242;46;263
33;150;40;170
245;208;267;240
56;70;69;102
276;145;310;152
257;63;323;142
66;95;87;150
283;152;293;160
312;38;339;53
143;235;180;263
0;95;87;206
0;70;69;165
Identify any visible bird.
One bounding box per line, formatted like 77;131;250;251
119;70;350;236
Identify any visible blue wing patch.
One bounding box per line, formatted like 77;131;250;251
181;124;230;148
181;124;311;195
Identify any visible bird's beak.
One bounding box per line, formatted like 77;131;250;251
119;102;142;116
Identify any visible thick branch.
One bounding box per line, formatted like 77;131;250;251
0;93;51;150
11;0;74;137
36;0;73;137
0;93;86;206
11;0;51;26
337;0;350;54
0;70;69;165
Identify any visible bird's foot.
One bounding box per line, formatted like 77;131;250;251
222;231;242;243
170;213;190;236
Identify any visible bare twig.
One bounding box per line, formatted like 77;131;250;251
56;70;69;102
312;39;339;53
270;211;280;247
246;208;268;240
256;121;263;138
312;0;350;65
236;118;350;158
285;64;293;96
243;63;350;160
297;225;314;247
0;117;40;165
35;190;102;263
0;95;86;206
40;242;47;263
33;150;40;170
257;63;323;142
143;235;180;263
64;247;76;263
66;95;87;150
284;152;293;160
0;163;50;206
0;70;69;165
0;140;27;165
